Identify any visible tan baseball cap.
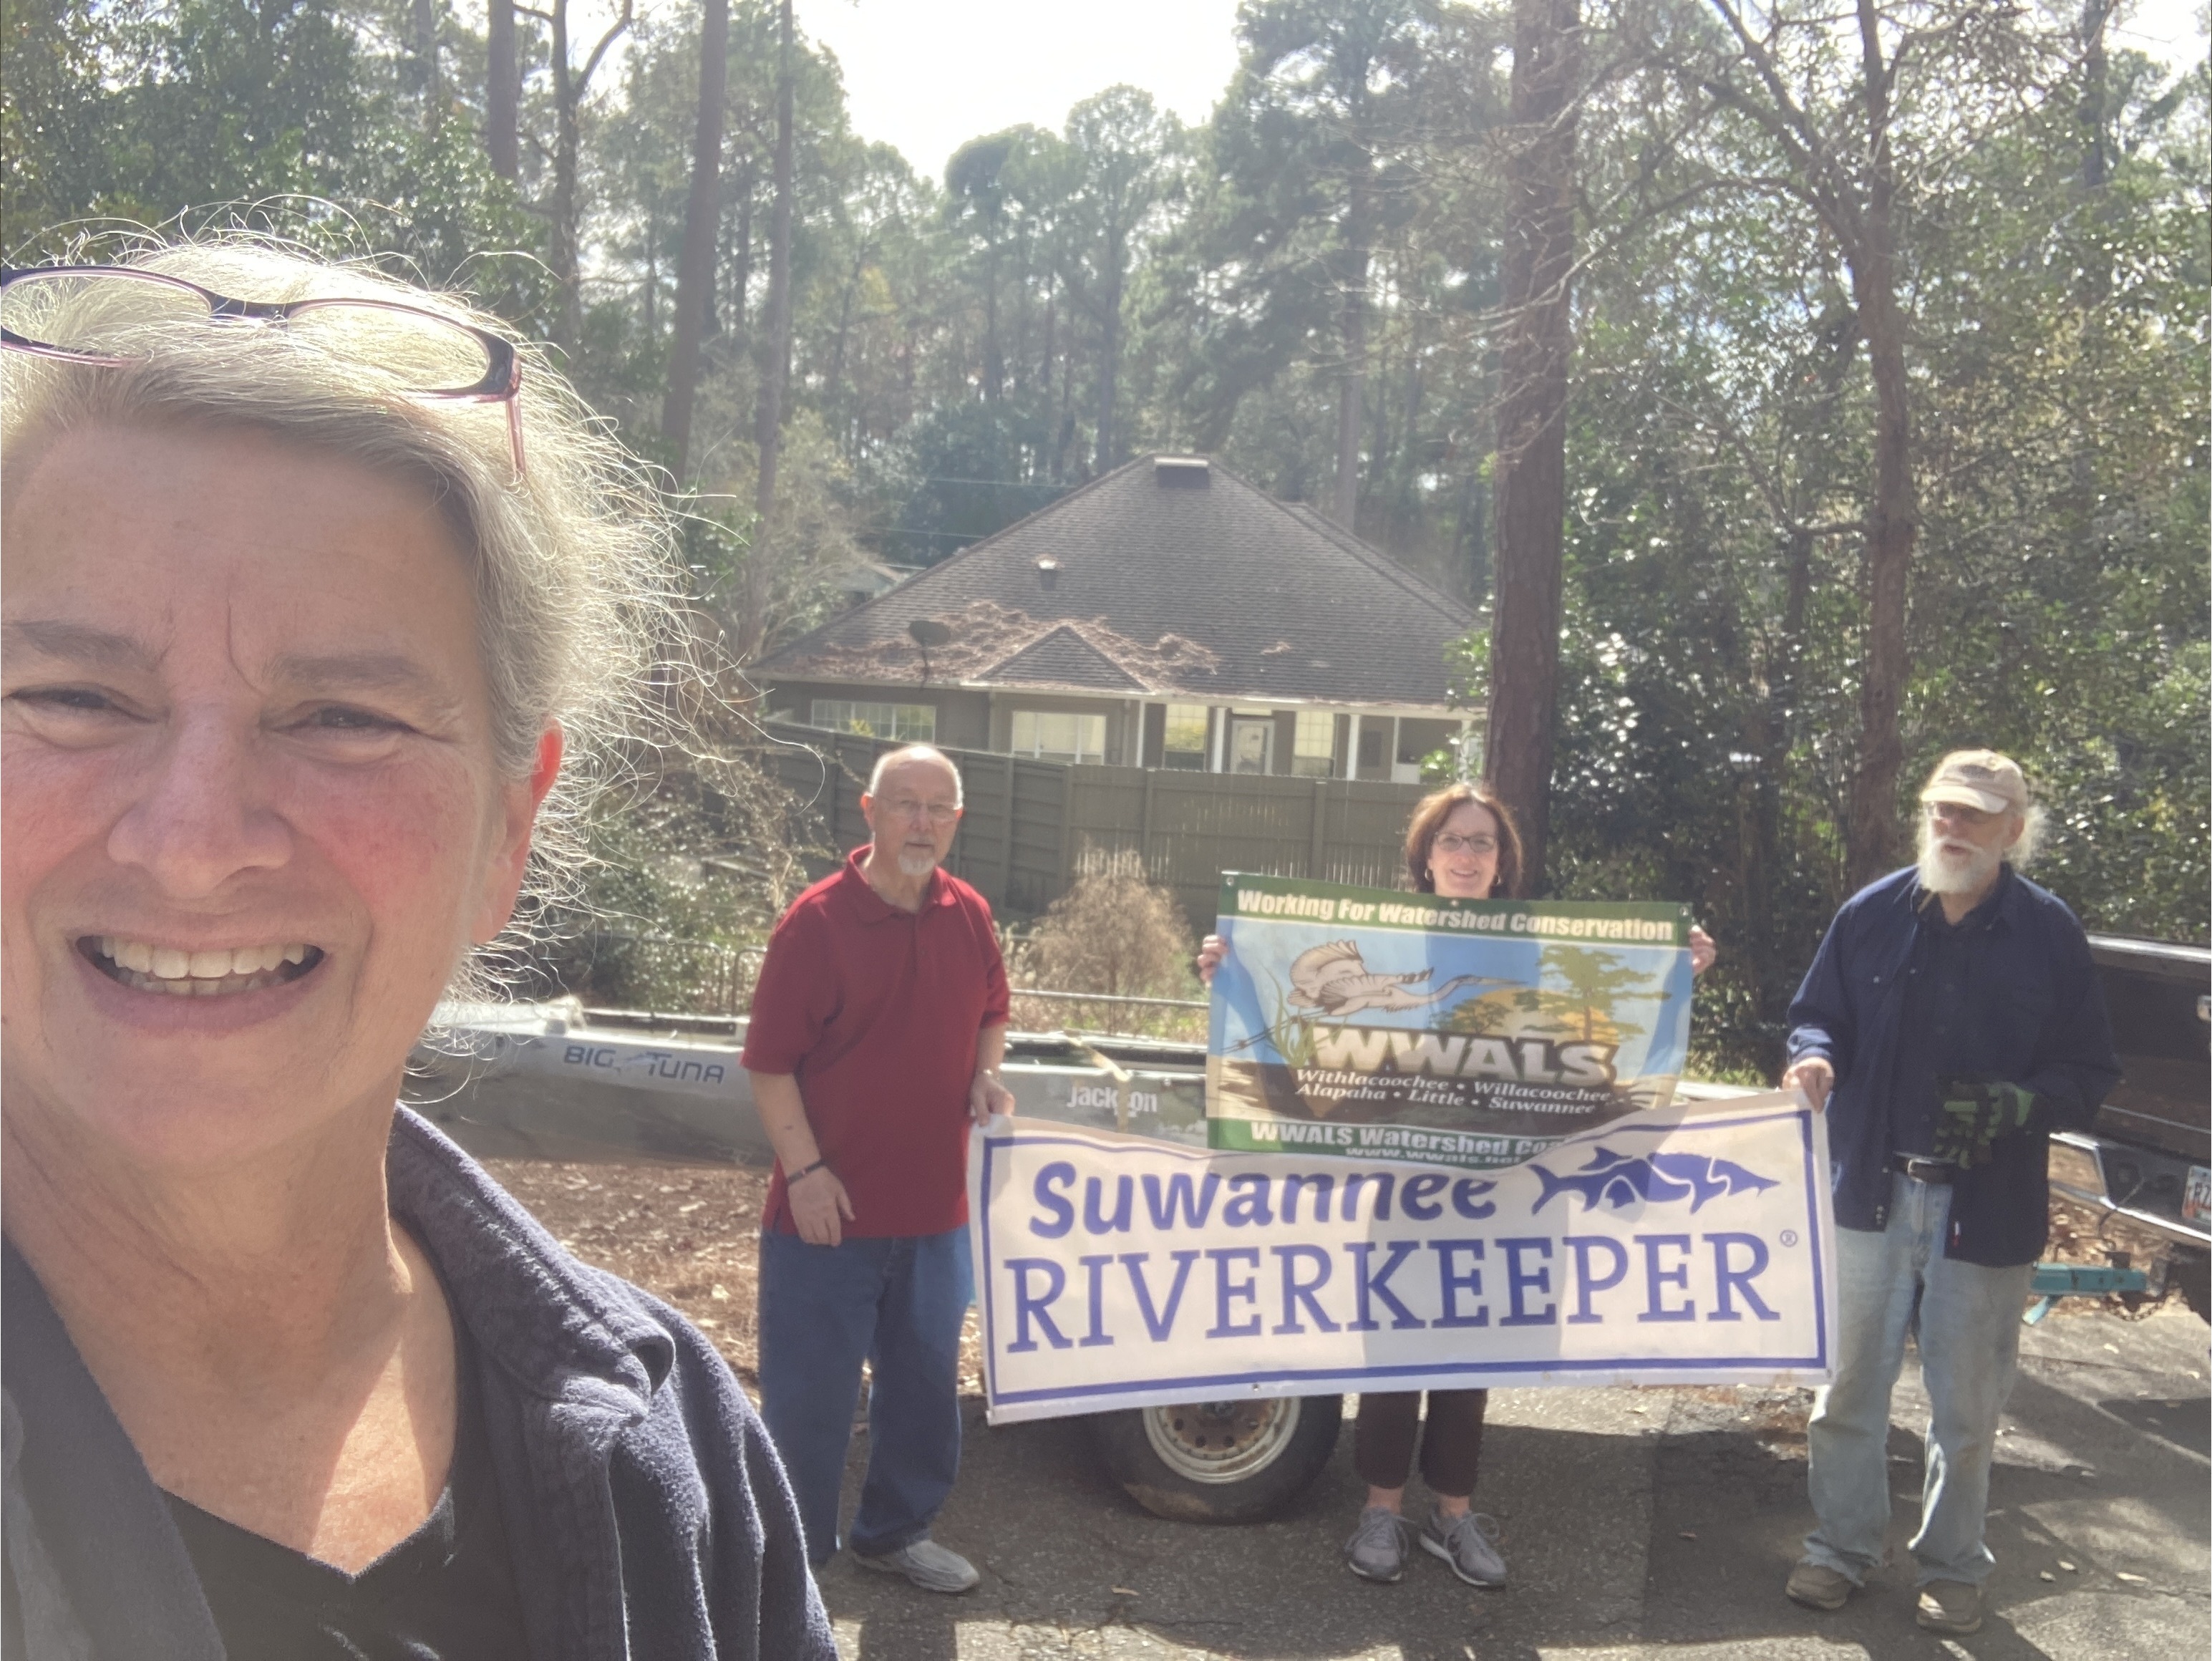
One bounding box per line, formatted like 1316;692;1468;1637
1921;750;2027;815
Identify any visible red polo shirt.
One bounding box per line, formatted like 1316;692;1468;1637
741;848;1010;1236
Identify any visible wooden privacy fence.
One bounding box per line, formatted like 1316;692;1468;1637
762;720;1431;926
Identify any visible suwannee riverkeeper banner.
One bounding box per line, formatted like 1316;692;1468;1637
1208;874;1694;1171
969;1092;1835;1425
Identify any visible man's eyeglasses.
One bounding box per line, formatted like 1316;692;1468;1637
878;798;960;825
1432;833;1498;856
1924;801;1999;828
0;266;526;477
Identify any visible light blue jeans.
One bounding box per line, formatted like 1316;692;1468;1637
1803;1173;2034;1587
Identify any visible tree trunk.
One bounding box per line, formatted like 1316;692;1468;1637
545;0;633;354
2080;0;2110;192
408;0;440;118
1746;305;1854;1026
1483;0;1581;893
487;0;518;180
1093;261;1122;475
826;244;864;432
983;241;1004;402
1040;276;1057;424
1333;152;1372;530
1840;1;1913;891
1054;344;1076;483
662;0;732;479
1737;523;1815;1036
729;180;753;336
745;0;797;660
550;3;581;347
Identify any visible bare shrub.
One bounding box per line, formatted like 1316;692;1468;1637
1009;850;1203;1039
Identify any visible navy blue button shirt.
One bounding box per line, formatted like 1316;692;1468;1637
1785;864;2120;1266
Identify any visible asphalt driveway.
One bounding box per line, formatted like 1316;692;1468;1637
814;1304;2209;1660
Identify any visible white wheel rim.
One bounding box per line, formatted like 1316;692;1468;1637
1138;1398;1305;1485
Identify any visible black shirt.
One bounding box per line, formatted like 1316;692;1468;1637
162;1330;530;1661
1887;881;2004;1157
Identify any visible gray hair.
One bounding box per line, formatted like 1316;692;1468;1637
867;744;963;806
2007;803;2048;868
1;237;701;988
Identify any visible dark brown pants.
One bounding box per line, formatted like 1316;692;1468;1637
1353;1388;1488;1498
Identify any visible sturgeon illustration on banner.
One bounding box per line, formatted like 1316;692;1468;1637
1208;873;1694;1171
969;1091;1835;1425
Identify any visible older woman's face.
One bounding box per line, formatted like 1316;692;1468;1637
1427;800;1502;901
1;424;550;1171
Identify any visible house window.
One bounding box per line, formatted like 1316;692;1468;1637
1161;703;1208;770
810;699;936;742
1292;710;1336;778
1011;709;1107;763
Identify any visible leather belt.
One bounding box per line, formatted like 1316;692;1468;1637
1889;1153;1956;1185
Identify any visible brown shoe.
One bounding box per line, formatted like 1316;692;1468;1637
1785;1560;1856;1610
1916;1579;1983;1635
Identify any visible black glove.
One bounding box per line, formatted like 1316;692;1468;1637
1931;1075;2042;1168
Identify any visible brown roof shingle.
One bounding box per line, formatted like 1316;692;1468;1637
758;456;1475;708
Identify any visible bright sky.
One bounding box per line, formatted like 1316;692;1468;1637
792;0;1243;183
793;0;2206;189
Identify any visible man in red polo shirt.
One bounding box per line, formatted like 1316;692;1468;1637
742;745;1013;1593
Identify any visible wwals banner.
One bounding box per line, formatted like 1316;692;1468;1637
1209;874;1692;1171
970;1092;1835;1425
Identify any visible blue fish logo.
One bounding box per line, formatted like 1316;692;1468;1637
1529;1146;1779;1214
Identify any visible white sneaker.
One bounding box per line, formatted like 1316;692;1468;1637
854;1536;981;1594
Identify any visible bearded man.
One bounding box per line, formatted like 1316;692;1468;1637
1777;751;2118;1635
742;745;1014;1592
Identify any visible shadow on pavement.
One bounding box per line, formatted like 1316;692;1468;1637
819;1408;1591;1660
2092;1393;2209;1458
814;1315;2209;1660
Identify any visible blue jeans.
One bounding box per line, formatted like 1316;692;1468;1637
1804;1173;2034;1586
757;1226;971;1566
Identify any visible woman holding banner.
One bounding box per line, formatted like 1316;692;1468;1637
1198;781;1714;1588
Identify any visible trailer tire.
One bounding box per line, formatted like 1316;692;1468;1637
1087;1393;1343;1524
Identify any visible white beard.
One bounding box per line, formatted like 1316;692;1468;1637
1917;825;2002;896
896;848;941;878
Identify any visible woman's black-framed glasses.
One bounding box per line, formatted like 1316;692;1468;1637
0;266;526;477
1432;833;1498;856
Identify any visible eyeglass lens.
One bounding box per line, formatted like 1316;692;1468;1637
1434;833;1497;855
883;799;959;823
285;301;496;395
3;271;495;396
3;269;211;353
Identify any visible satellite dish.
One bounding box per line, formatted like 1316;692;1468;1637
908;618;952;685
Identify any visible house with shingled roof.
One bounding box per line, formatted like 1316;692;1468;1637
755;455;1479;783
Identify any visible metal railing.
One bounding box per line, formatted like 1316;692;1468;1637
1007;987;1209;1012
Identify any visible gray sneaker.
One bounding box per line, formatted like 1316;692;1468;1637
854;1536;980;1594
1420;1509;1506;1587
1344;1506;1412;1582
1785;1559;1856;1610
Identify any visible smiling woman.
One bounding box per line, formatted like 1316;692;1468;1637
0;242;834;1657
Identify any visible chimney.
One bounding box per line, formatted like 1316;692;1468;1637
1153;455;1210;487
1035;556;1059;590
